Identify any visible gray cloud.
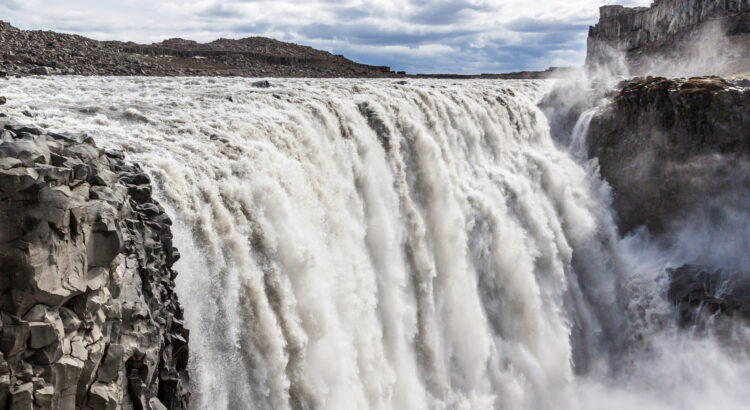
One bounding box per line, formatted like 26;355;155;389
408;0;490;25
0;0;653;73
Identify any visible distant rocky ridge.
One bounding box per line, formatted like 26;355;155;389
408;66;580;80
0;21;393;78
587;0;750;76
0;104;189;409
0;20;580;79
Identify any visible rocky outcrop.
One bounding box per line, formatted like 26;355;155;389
587;76;750;233
668;265;750;325
0;21;394;78
0;111;189;408
587;0;750;76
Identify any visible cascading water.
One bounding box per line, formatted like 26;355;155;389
2;77;749;410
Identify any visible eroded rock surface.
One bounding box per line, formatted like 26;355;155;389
587;0;750;76
587;76;750;233
668;265;750;325
0;113;188;409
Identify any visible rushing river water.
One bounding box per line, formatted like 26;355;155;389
2;77;749;409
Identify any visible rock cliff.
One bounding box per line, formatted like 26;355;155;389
0;108;189;408
587;76;750;234
587;0;750;76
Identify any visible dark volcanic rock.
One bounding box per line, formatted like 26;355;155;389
587;77;750;233
0;20;394;78
668;265;750;325
251;80;271;88
0;118;189;408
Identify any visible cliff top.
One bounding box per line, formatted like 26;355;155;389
599;5;650;17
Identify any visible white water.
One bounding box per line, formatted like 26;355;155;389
2;77;749;409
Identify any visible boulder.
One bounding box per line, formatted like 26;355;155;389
28;67;52;76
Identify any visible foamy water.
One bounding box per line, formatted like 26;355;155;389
2;77;748;409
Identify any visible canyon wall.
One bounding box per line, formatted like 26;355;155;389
587;0;750;76
0;111;189;409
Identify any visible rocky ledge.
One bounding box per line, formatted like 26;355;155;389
0;104;188;409
587;76;750;234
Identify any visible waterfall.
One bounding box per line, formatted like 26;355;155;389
567;108;598;160
2;77;749;410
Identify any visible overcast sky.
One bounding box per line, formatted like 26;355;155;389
0;0;651;74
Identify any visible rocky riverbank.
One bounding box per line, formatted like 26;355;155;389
0;103;188;409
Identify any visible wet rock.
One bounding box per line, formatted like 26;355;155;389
668;265;750;325
121;172;150;186
28;67;52;76
252;80;271;88
0;139;51;165
0;96;6;105
587;77;750;233
0;117;189;409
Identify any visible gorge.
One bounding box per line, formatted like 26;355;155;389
0;0;749;409
1;74;748;409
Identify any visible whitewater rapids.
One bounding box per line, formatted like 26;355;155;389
2;77;749;410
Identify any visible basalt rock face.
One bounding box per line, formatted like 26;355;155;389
668;265;750;326
0;20;394;78
0;113;189;409
587;77;750;234
587;0;750;76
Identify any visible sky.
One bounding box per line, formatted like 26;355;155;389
0;0;652;74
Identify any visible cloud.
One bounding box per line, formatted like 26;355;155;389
0;0;654;73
